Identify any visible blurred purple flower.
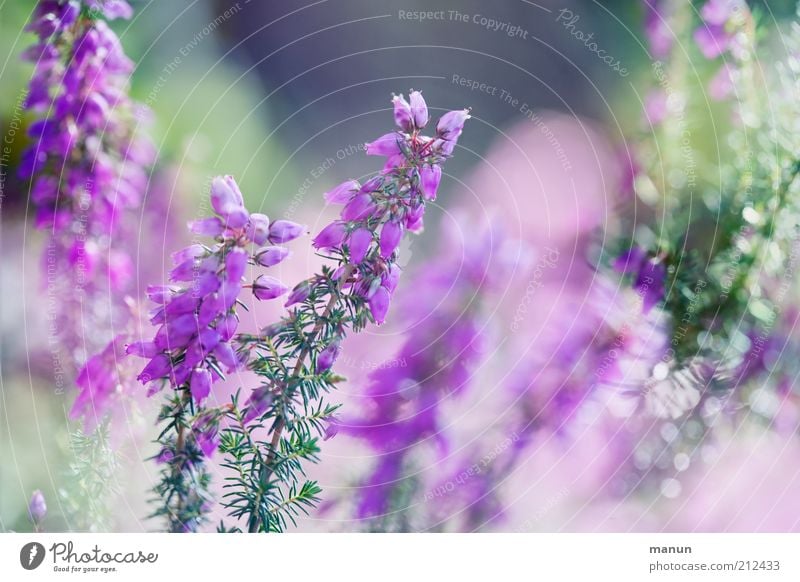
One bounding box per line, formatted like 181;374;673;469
28;490;47;525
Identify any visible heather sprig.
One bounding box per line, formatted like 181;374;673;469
216;91;470;532
131;91;468;532
21;0;154;365
131;175;300;532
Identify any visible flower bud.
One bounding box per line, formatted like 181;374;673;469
316;342;341;373
436;109;470;141
348;228;372;263
324;180;360;204
368;286;391;324
285;281;312;307
379;220;403;258
268;220;305;243
252;274;288;300
28;490;47;524
254;245;290;267
342;193;376;222
365;132;402;157
409;90;429;129
313;221;347;250
392;93;413;132
420;164;441;201
246;213;270;245
190;367;212;405
188;217;224;237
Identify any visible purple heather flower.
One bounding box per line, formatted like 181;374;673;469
348;228;373;263
359;176;384;195
323;417;340;441
28;490;47;524
192;410;221;457
368;287;391;325
131;176;296;409
21;1;155;372
436;109;470;142
614;247;666;313
225;247;248;284
255;245;290;267
317;343;341;373
313;221;348;250
420;165;442;201
636;260;666;314
189;217;225;237
171;244;206;265
71;335;135;428
126;340;158;358
243;386;273;424
379;220;403;258
338;220;499;522
342;193;378;222
405;203;424;233
252;275;289;300
409;90;429;129
613;246;648;274
694;0;746;59
324;180;360;205
285;281;312;307
643;0;674;59
210;175;248;227
392;94;414;132
214;342;240;372
190;368;212;405
268;220;305;244
246;213;271;245
365;132;402;157
644;90;668;126
86;0;133;20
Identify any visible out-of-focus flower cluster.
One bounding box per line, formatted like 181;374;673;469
21;0;154;362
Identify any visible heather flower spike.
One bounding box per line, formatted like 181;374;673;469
208;90;470;532
136;91;467;533
21;0;155;380
129;175;300;532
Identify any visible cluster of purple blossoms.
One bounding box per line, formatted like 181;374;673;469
21;1;155;361
694;0;747;59
337;218;512;522
128;176;302;422
695;0;751;100
642;0;675;59
312;91;469;333
69;333;136;429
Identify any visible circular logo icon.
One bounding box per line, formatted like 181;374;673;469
20;542;46;570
